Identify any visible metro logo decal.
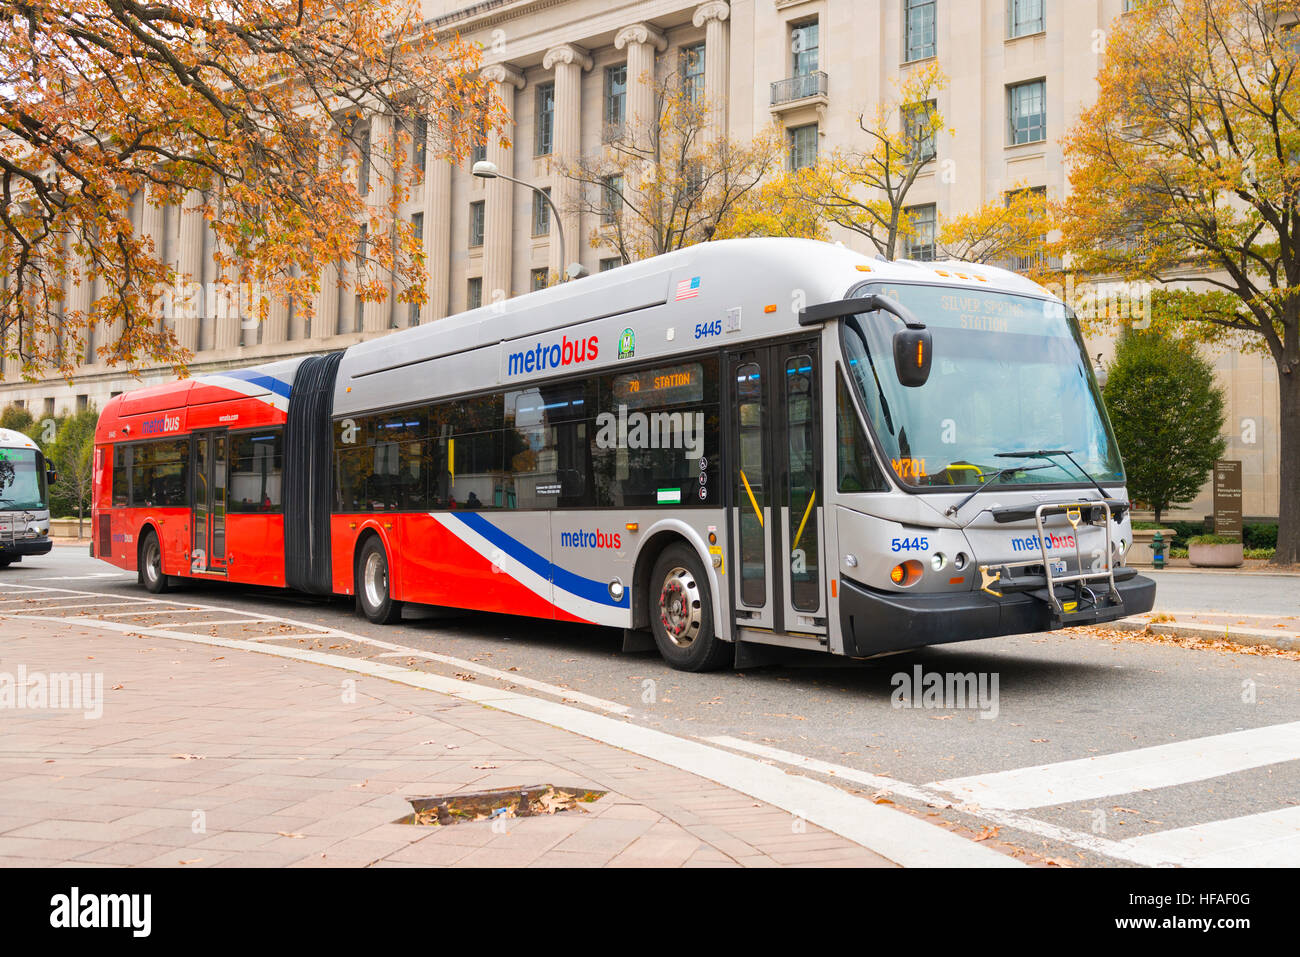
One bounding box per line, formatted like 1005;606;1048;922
1010;532;1077;553
506;334;599;377
560;529;622;549
141;414;181;436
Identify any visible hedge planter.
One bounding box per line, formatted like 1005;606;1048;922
1188;542;1244;568
1129;527;1176;567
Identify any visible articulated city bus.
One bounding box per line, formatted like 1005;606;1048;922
0;427;55;567
92;238;1154;670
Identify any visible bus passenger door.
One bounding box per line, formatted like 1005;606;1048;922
727;350;774;630
191;431;228;573
776;341;827;635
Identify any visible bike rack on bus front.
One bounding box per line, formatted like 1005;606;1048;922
978;499;1129;627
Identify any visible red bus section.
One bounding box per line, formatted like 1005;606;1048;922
93;363;298;589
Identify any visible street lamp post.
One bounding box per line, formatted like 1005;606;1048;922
471;161;588;281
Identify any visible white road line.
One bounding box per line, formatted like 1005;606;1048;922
1123;805;1300;868
10;602;139;614
27;573;130;581
3;610;1016;868
165;618;292;628
706;736;1191;867
91;608;225;618
929;721;1300;810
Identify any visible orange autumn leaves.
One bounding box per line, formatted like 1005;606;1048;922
1;0;502;380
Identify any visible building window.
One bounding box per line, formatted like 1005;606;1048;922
903;99;937;161
1006;186;1048;272
600;257;622;272
681;44;706;103
414;116;428;173
357;127;371;196
604;65;628;139
791;19;819;76
601;175;624;225
531;268;549;291
904;0;936;62
1008;0;1045;38
904;204;936;261
1008;79;1047;144
471;118;486;165
467;277;483;311
532;188;551;237
788;123;818;170
469;200;485;247
535;82;554;156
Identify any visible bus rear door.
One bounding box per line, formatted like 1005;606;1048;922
191;431;228;573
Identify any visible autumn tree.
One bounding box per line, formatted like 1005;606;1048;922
46;406;98;533
713;167;829;242
793;62;1047;267
0;0;500;381
561;75;786;264
1056;0;1300;564
790;62;947;259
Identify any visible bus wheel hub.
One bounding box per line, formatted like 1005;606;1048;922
658;568;701;648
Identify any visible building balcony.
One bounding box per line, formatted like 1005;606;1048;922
770;71;828;110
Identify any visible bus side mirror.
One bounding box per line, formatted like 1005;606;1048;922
893;327;932;388
46;466;59;484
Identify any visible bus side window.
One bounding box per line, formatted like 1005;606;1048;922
112;445;131;507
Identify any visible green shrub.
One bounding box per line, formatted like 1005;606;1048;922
1188;534;1240;545
1244;548;1276;560
1243;523;1278;550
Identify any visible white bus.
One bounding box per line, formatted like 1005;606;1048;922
0;427;55;567
97;238;1154;670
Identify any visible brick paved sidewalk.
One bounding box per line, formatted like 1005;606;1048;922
0;619;894;868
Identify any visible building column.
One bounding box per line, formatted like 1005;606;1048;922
175;190;204;353
481;64;526;303
140;190;165;334
65;230;93;367
543;43;592;279
693;1;731;139
362;112;393;333
422;147;452;323
615;22;667;146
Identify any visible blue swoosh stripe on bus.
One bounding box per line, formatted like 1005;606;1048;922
216;369;294;399
448;511;630;609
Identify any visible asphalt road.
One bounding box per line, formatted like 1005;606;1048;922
7;545;1299;867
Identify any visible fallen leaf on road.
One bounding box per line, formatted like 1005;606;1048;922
179;858;202;865
171;753;204;761
1031;738;1050;743
276;831;305;839
974;826;1000;842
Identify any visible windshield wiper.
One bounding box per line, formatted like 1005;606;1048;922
994;449;1110;500
945;459;1056;517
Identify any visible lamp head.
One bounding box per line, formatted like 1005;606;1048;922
471;160;499;179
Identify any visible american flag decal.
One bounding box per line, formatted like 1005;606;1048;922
674;276;701;301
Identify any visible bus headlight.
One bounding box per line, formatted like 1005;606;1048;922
930;553;946;571
608;579;625;602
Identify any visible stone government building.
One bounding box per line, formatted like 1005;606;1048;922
3;0;1280;522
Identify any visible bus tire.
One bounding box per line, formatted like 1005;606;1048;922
356;537;403;625
649;544;729;672
139;530;169;594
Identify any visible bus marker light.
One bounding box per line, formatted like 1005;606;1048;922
890;560;923;586
830;579;837;598
855;264;872;272
948;576;965;585
625;522;639;532
707;531;716;544
764;304;777;313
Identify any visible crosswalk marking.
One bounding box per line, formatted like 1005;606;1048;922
1124;805;1300;868
929;721;1300;810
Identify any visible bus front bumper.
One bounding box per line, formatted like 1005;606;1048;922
0;537;54;559
839;572;1156;657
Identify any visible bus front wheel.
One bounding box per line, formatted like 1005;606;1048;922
140;530;169;594
356;537;403;625
649;544;729;672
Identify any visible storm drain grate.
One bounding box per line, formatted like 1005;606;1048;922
396;784;606;826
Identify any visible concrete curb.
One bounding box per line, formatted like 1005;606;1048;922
1110;616;1299;652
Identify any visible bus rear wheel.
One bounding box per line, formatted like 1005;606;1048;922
140;531;169;594
356;537;403;625
649;544;729;672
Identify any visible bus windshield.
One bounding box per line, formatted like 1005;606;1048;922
842;283;1124;489
0;448;48;510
